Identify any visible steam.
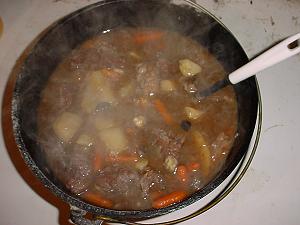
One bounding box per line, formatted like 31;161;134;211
17;0;231;152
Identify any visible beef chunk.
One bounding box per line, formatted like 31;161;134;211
94;165;142;199
42;136;67;168
152;128;185;159
136;63;160;96
140;170;164;197
96;40;126;69
66;150;93;194
95;165;162;210
41;136;70;186
211;132;231;153
57;82;73;110
155;58;177;78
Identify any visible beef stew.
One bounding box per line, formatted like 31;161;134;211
37;28;238;210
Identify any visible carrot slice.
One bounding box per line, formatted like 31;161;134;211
152;191;187;209
187;162;201;171
153;99;174;125
176;165;188;183
133;31;164;45
83;192;113;208
93;152;102;172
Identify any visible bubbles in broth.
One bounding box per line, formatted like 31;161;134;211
37;28;237;210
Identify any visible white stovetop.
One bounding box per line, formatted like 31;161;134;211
1;0;300;225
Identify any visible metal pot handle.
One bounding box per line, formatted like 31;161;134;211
70;205;104;225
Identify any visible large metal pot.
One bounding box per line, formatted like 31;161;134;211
11;0;259;224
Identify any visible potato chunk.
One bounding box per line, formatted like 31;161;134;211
133;116;146;128
94;115;115;131
184;106;204;120
160;80;176;92
135;159;149;171
179;59;202;77
81;70;117;113
52;112;82;142
98;127;128;154
88;70;106;89
164;155;178;173
192;131;211;176
119;82;134;98
76;134;94;147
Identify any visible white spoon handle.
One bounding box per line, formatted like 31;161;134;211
228;33;300;84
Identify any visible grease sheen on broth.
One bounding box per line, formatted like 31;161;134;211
38;28;238;210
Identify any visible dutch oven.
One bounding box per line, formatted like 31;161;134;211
11;0;259;224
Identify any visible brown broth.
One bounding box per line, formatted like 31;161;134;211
37;28;237;210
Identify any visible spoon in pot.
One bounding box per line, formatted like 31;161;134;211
195;32;300;99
